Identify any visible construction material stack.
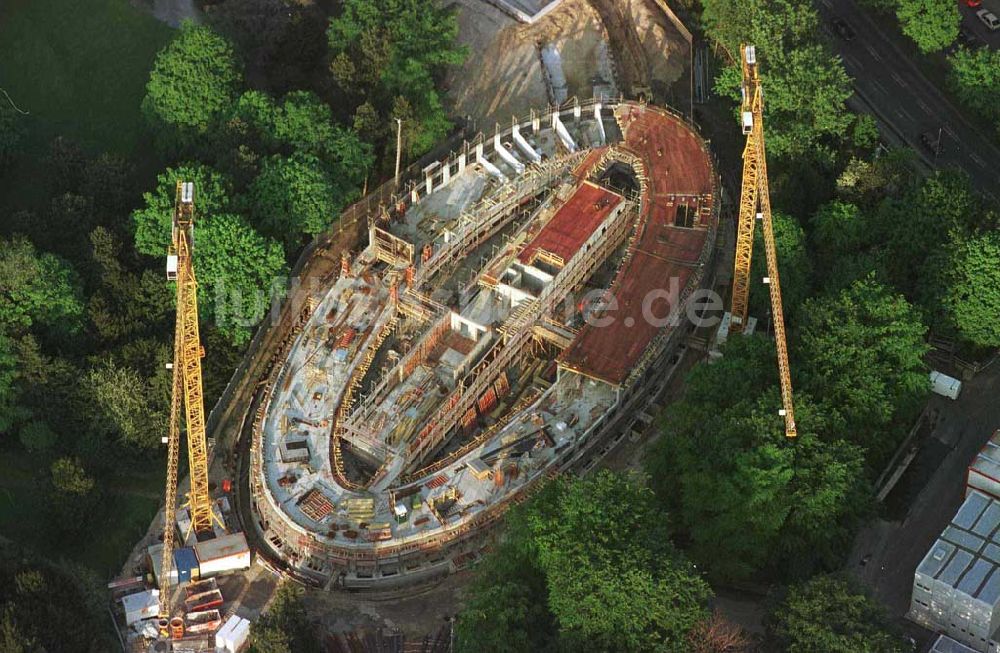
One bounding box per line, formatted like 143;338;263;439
911;490;1000;651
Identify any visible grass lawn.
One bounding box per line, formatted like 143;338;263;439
0;448;163;578
0;0;174;209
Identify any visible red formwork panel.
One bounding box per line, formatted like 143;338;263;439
559;108;715;385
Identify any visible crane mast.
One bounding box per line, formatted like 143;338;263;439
157;181;216;635
730;44;797;439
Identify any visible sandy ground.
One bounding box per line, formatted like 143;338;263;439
447;0;689;127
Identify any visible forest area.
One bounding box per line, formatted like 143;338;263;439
0;0;997;651
0;0;464;649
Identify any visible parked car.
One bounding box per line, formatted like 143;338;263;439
976;8;1000;31
831;17;856;41
920;129;943;156
957;26;985;49
966;0;982;8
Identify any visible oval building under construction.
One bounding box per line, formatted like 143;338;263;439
246;99;720;589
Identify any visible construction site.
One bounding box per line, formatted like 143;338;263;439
105;32;810;649
245;98;720;589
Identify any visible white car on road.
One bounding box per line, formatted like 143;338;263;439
976;8;1000;31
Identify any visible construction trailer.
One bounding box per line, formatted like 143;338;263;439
194;532;251;577
121;589;159;626
911;490;1000;651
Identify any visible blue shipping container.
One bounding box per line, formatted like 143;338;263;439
174;547;199;584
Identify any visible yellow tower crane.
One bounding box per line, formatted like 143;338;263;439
729;44;797;439
157;180;218;637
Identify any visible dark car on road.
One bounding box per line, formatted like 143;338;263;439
920;129;944;156
831;17;856;41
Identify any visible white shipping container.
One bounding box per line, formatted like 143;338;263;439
195;532;251;577
931;370;962;400
216;614;240;651
122;589;159;625
226;617;251;652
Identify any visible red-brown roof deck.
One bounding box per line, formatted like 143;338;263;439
558;106;716;386
518;181;624;268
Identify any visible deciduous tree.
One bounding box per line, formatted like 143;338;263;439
195;213;287;345
248;153;342;249
249;585;321;653
949;46;1000;121
943;231;1000;348
86;359;167;450
0;236;84;339
647;335;871;583
142;22;243;148
458;472;711;652
132;163;234;257
327;0;466;159
796;275;929;463
765;575;905;653
897;0;960;53
0;103;26;172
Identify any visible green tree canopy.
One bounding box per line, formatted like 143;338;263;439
873;170;981;298
85;358;167;449
0;102;26;172
457;471;711;652
142;22;243;147
18;420;57;453
0;236;84;339
249;584;321;653
703;0;856;162
87;227;172;343
943;231;1000;348
132;163;234;257
647;335;871;583
0;333;20;433
949;46;1000;122
0;546;112;653
897;0;960;53
248;153;342;249
327;0;466;159
232;89;373;186
796;275;929;463
196;213;288;345
765;575;905;653
810;200;868;267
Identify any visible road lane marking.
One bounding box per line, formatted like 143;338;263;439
890;71;908;88
970;153;987;168
844;55;861;69
866;44;883;62
916;99;932;115
870;80;888;95
896;107;914;122
944;126;958;139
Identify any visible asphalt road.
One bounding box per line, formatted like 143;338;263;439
961;0;1000;50
817;0;1000;202
848;362;1000;645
